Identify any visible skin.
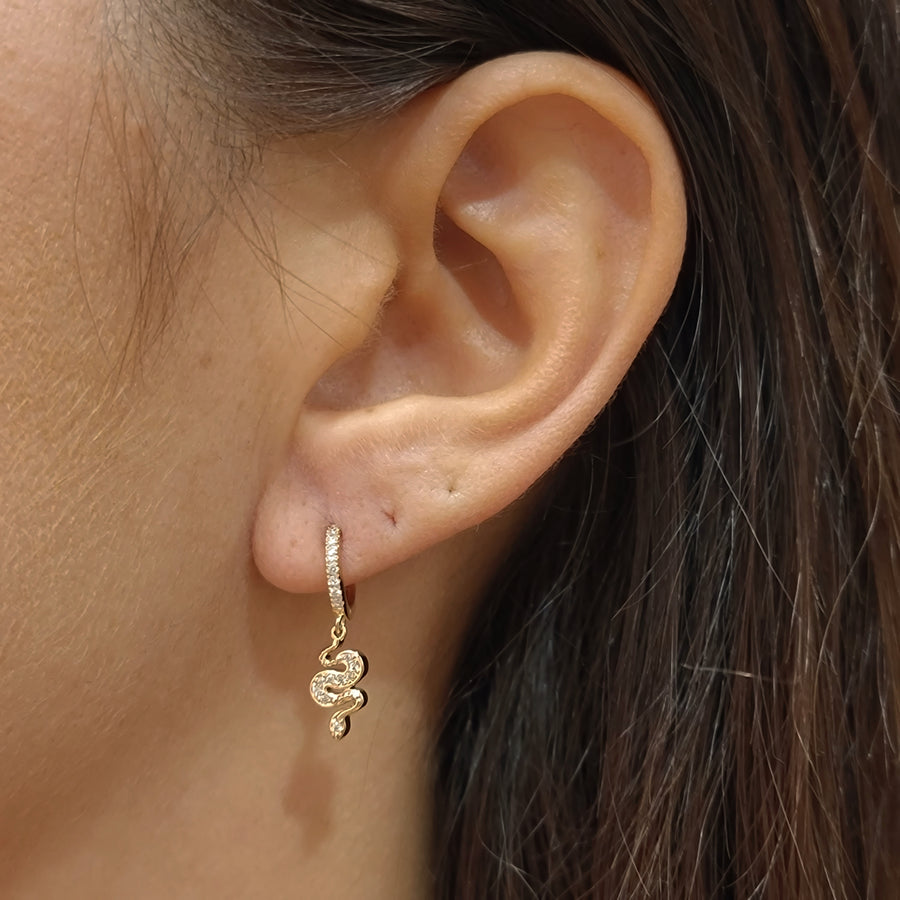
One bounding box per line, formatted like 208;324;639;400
0;2;685;897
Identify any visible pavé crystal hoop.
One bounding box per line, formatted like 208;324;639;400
309;525;367;739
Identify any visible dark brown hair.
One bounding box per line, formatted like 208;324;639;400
134;1;900;895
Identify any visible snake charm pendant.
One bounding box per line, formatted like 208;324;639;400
310;643;367;739
310;524;367;739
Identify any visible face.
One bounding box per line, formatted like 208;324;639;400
0;0;377;855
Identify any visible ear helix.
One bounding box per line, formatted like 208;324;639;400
309;525;368;739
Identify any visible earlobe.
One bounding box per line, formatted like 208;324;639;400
252;52;686;594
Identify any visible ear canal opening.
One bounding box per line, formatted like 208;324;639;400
433;205;531;349
303;216;531;414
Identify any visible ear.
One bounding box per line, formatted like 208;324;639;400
252;51;686;593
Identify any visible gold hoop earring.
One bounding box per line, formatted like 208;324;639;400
309;525;367;739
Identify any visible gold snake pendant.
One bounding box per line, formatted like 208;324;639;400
309;626;367;739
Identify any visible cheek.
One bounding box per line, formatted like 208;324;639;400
0;0;367;841
0;0;261;838
0;26;330;838
0;252;270;844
